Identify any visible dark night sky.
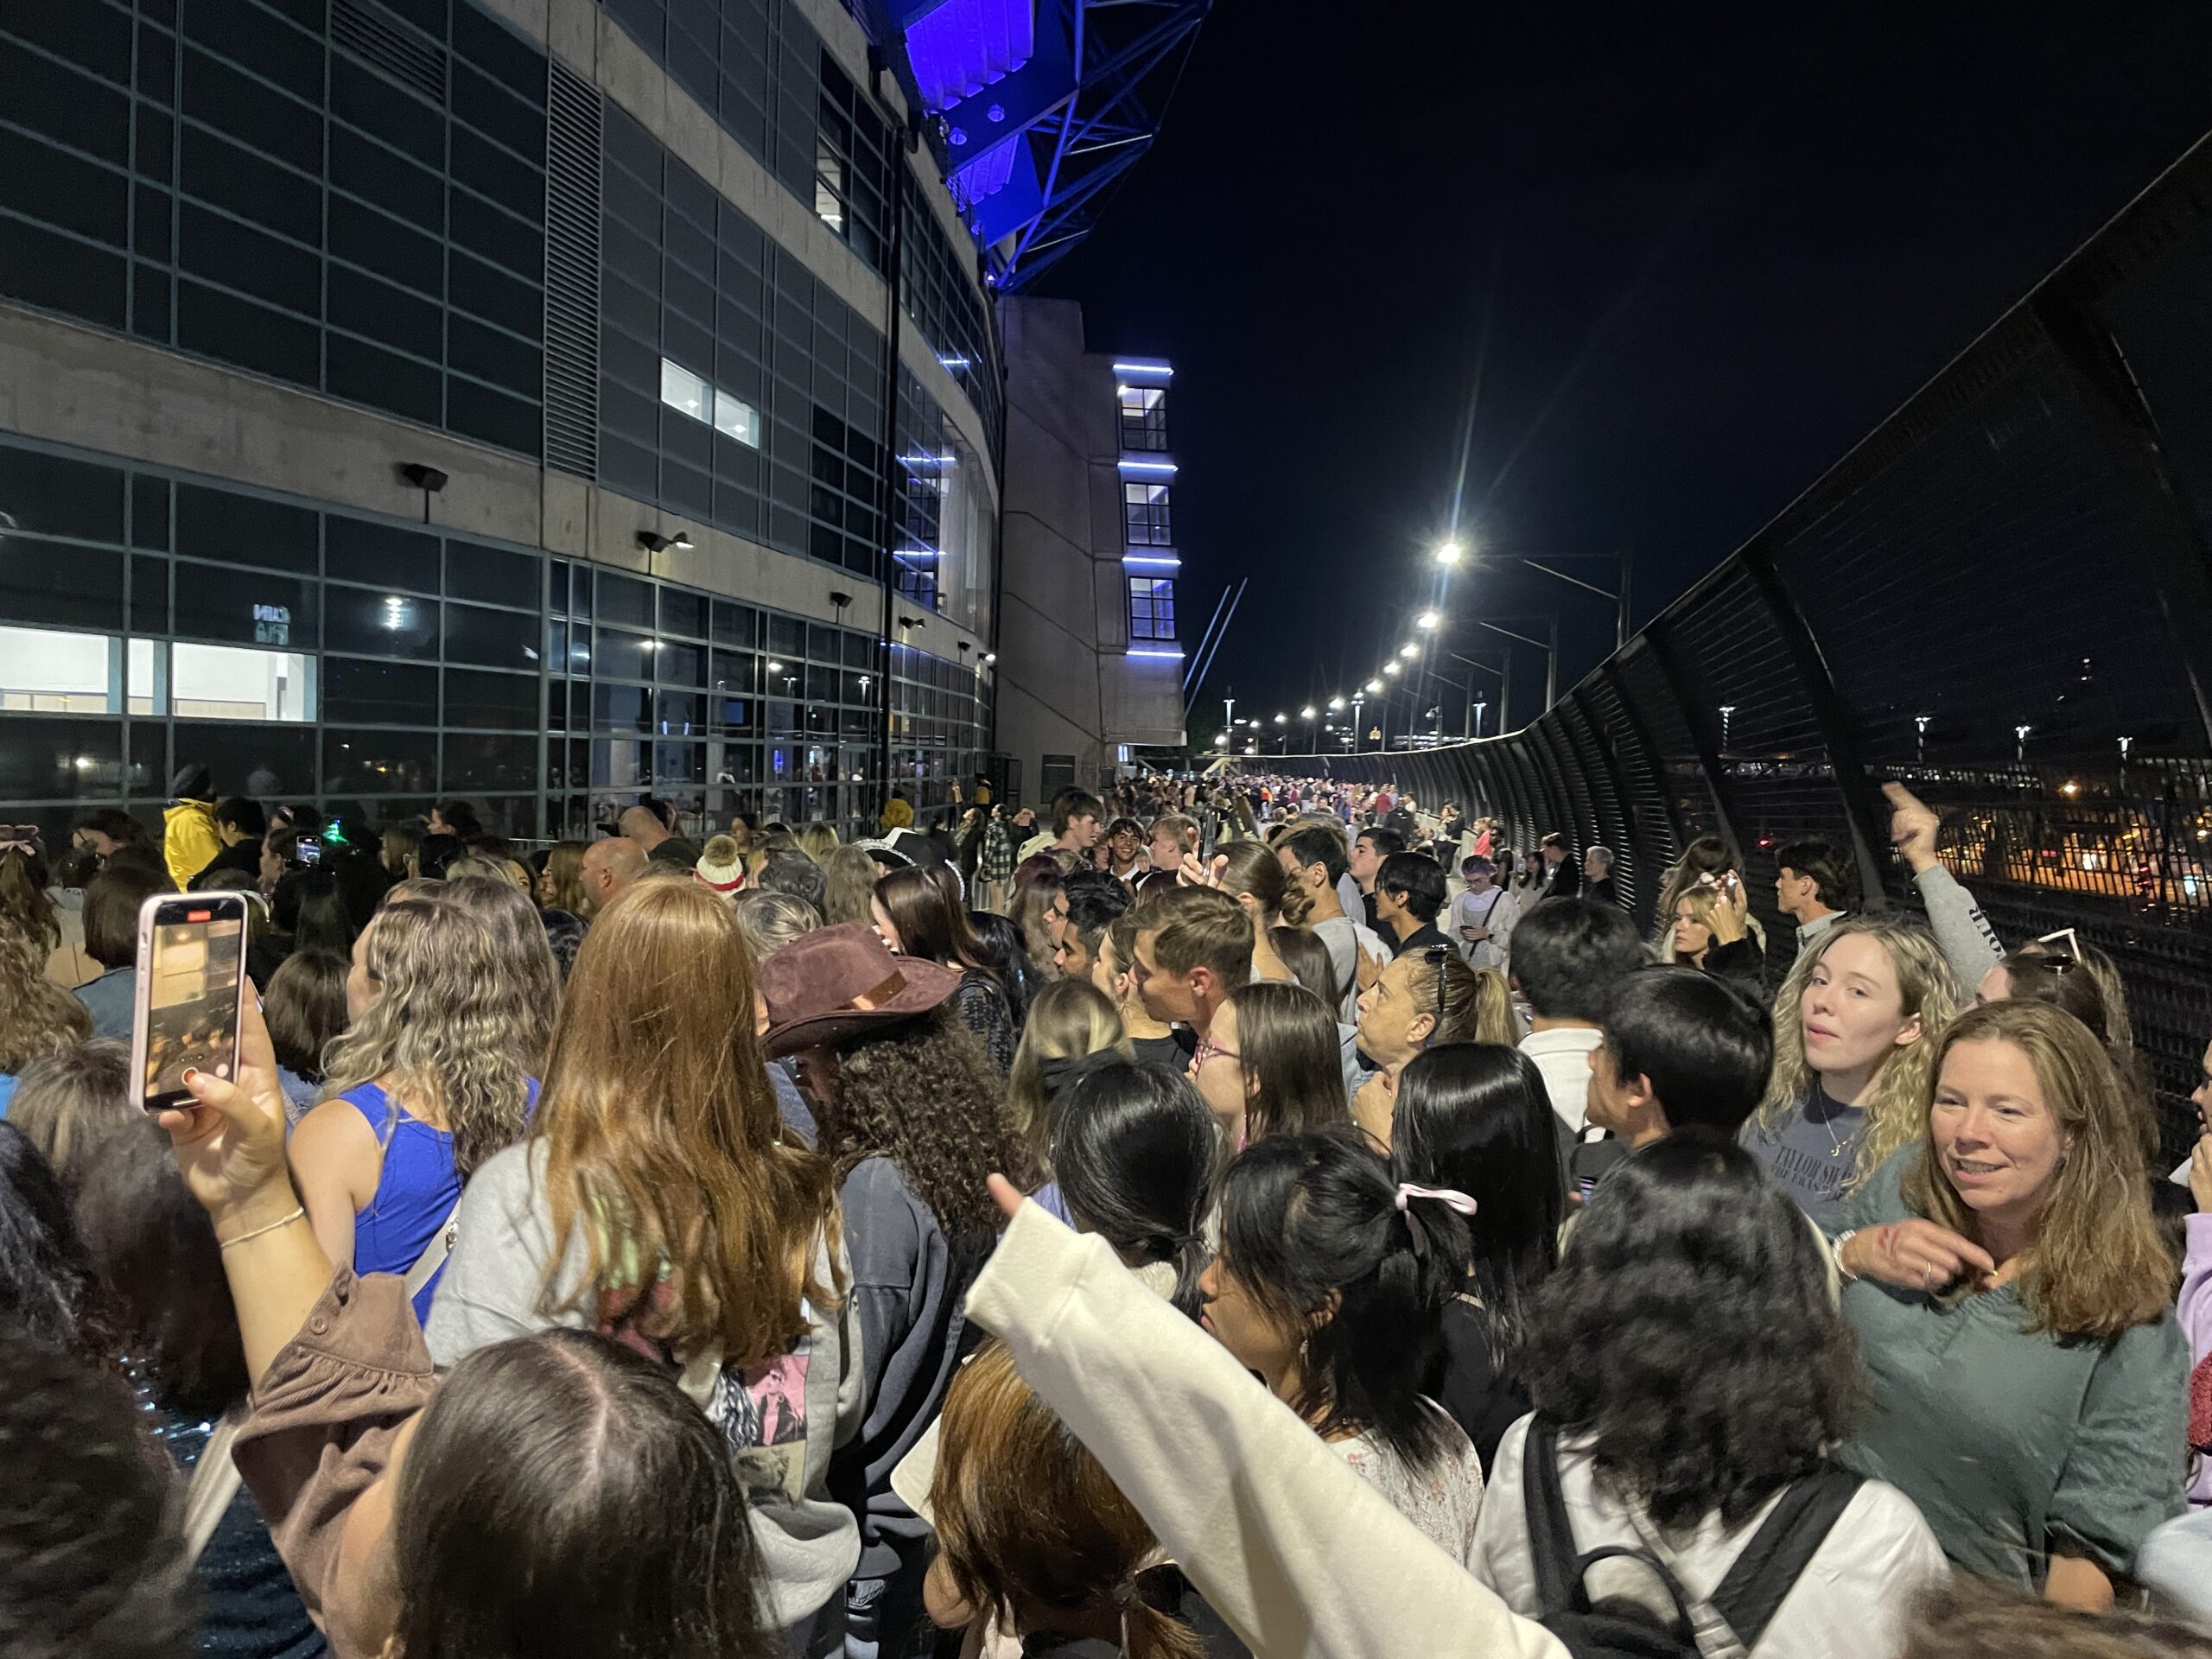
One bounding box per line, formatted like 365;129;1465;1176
1039;3;2212;742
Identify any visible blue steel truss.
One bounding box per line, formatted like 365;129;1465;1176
848;0;1211;291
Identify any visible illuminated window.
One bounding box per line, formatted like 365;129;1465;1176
1123;482;1173;547
171;643;315;721
1119;385;1168;452
661;358;759;449
1128;577;1175;641
659;359;709;423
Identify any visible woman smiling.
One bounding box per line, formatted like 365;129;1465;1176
1828;999;2184;1609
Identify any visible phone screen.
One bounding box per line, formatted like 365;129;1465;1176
132;893;248;1113
296;838;321;866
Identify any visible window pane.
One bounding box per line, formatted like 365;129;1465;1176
0;539;124;630
590;682;652;734
172;566;318;649
443;733;537;792
172;643;314;721
323;727;436;794
443;666;539;730
655;639;705;687
443;601;540;670
712;388;758;447
0;625;114;712
658;587;705;639
327;517;440;591
597;570;652;628
326;586;438;658
660;357;709;423
322;657;437;724
175;484;317;572
655;691;704;735
0;715;124;798
172;721;315;799
444;539;540;606
0;447;124;542
594;626;656;683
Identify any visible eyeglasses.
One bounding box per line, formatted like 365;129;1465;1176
1190;1033;1243;1069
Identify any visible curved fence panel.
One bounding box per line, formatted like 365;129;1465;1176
1276;134;2212;1160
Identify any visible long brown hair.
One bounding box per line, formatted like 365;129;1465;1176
0;845;59;954
534;880;839;1367
931;1344;1202;1659
874;863;990;974
0;932;92;1074
1217;839;1310;926
1903;999;2171;1340
541;840;589;915
1227;981;1348;1141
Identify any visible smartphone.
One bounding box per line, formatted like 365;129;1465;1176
130;891;250;1114
295;837;321;866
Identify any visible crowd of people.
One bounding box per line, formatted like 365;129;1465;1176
3;760;2210;1659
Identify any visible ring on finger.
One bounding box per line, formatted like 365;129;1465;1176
1922;1262;1935;1290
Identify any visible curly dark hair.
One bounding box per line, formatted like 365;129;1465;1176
1519;1135;1863;1535
827;1007;1024;1252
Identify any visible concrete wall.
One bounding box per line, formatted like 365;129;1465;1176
995;296;1186;799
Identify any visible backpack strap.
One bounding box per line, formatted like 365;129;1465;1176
402;1200;462;1300
179;1407;248;1569
1704;1467;1864;1650
1520;1415;1584;1616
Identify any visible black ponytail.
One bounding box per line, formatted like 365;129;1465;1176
1052;1061;1217;1321
1217;1127;1467;1467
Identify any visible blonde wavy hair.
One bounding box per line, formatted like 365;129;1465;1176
534;880;840;1366
1753;918;1961;1187
540;841;590;915
1902;999;2171;1339
317;891;541;1179
1666;884;1730;964
1399;948;1516;1048
1006;978;1128;1166
796;821;841;864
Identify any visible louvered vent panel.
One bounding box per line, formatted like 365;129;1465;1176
543;61;602;480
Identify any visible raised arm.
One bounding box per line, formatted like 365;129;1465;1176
965;1179;1567;1659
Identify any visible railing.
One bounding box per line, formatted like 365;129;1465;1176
1278;130;2212;1162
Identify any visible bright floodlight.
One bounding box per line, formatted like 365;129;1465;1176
1216;732;1230;744
1364;679;1382;693
1417;610;1440;630
1435;541;1463;567
1274;712;1287;724
1300;704;1316;719
1328;696;1344;710
1399;643;1418;658
1383;662;1401;677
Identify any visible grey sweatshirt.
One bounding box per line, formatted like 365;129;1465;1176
423;1141;867;1630
830;1154;979;1580
1910;863;2005;989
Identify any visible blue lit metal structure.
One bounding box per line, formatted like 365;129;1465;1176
845;0;1211;290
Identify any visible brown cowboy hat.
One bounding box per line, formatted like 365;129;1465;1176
758;923;963;1057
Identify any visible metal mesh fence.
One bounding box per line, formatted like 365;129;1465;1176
1281;135;2212;1163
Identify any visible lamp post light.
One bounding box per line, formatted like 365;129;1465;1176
1351;691;1367;751
1472;700;1488;737
1463;548;1633;649
1434;541;1463;569
1416;611;1440;631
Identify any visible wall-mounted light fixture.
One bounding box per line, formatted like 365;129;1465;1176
637;530;693;554
398;463;448;492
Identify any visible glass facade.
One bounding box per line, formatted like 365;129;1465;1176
0;0;999;842
0;435;988;841
0;0;548;455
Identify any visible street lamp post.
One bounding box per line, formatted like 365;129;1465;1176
1443;544;1632;649
1446;649;1509;736
1466;614;1559;712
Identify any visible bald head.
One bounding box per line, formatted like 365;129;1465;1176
617;804;671;850
581;836;647;911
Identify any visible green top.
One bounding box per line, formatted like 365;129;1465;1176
1829;1151;2186;1587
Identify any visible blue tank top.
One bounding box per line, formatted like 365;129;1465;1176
341;1078;537;1322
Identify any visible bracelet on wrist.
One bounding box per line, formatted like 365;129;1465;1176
219;1205;306;1251
1833;1229;1859;1283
